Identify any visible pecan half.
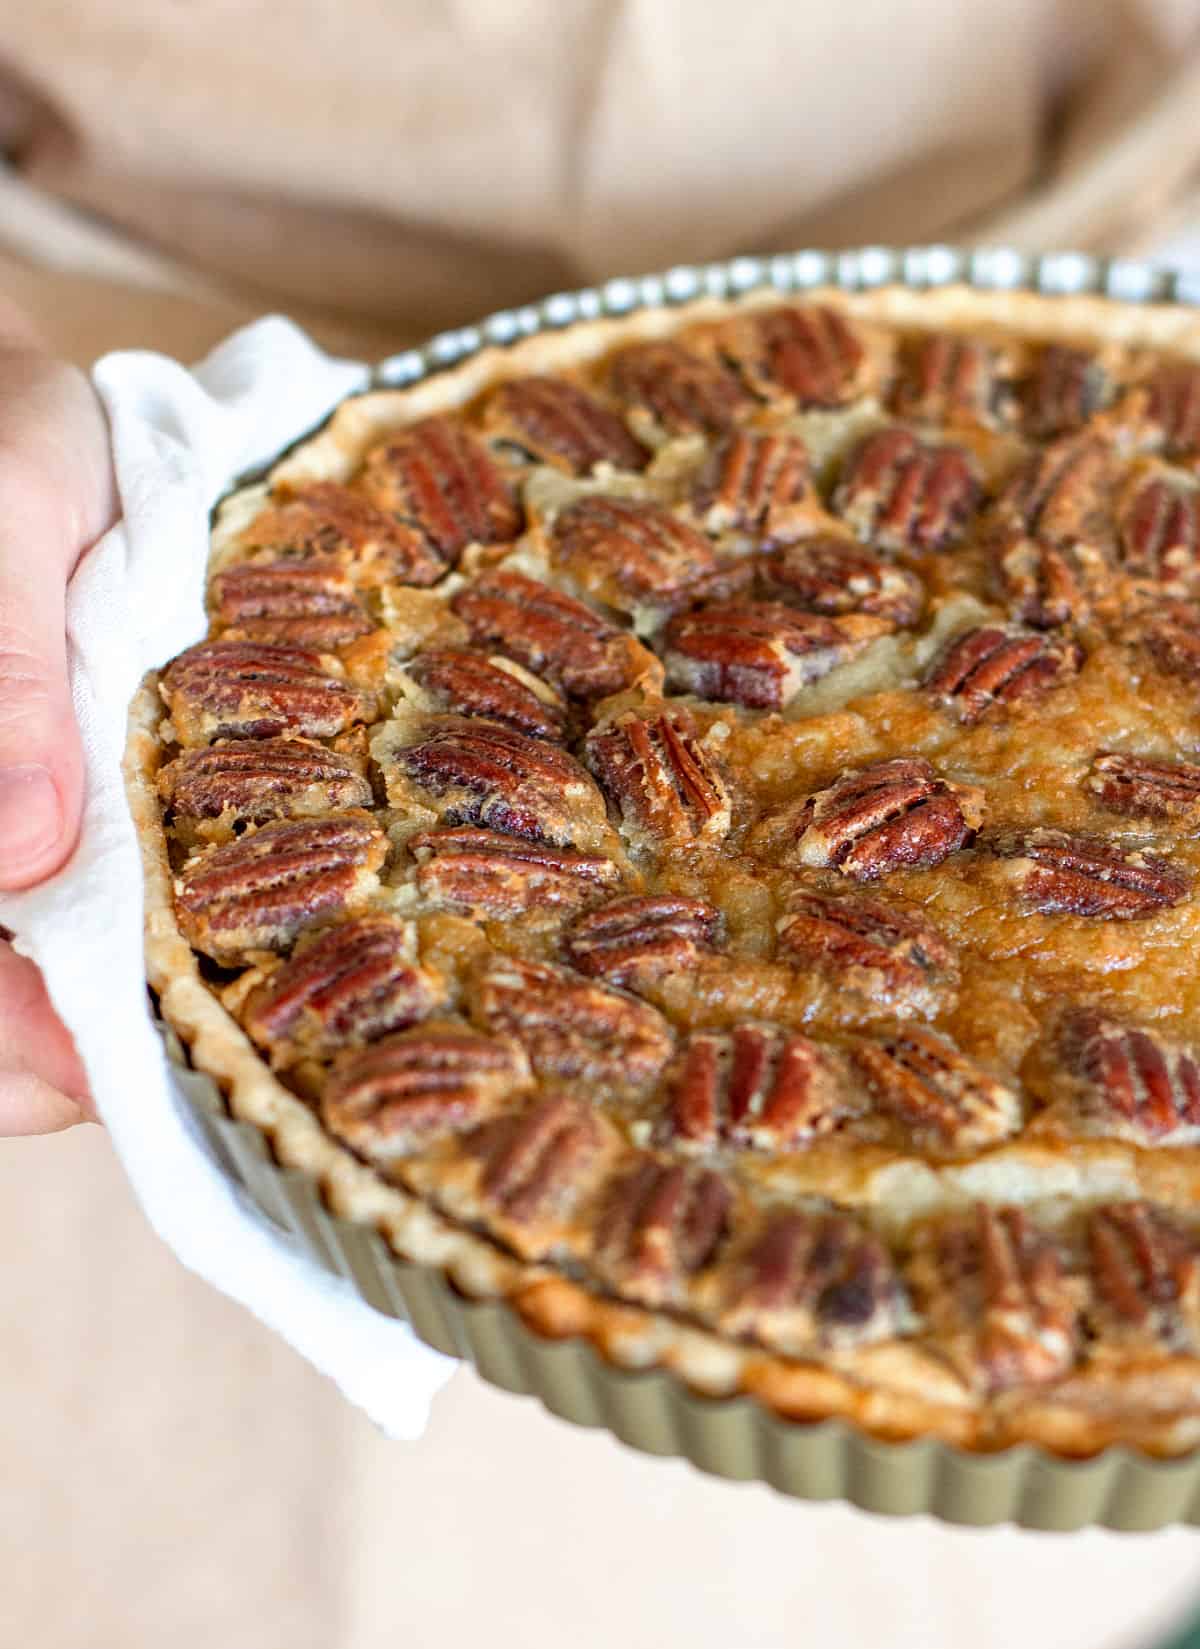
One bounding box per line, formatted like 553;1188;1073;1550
480;374;648;473
1056;1008;1200;1145
762;535;924;626
853;1026;1022;1150
411;828;620;918
593;1158;731;1306
209;558;374;649
721;1209;904;1354
241;481;445;586
1087;1201;1200;1352
988;522;1095;628
1086;751;1200;823
779;757;983;881
321;1024;532;1161
832;427;979;553
386;714;608;848
158;736;372;829
241;915;443;1063
993;436;1112;549
474;958;674;1087
451;570;661;701
662;600;889;710
587;707;732;849
729;304;867;407
1020;345;1110;439
551;495;719;617
174;812;387;962
777;890;955;1009
1143;600;1200;682
607;339;754;438
986;828;1189;919
890;332;1013;428
360;416;521;560
564;894;720;987
1144;361;1200;466
689;431;820;545
924;625;1083;725
160;640;376;747
475;1094;607;1226
909;1206;1079;1392
405;649;566;741
1118;474;1200;595
664;1024;854;1151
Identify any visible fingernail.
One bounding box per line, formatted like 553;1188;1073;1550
0;765;63;882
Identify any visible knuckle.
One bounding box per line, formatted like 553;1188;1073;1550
0;1069;83;1135
0;623;57;713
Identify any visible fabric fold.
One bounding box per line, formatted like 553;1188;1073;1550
0;316;456;1438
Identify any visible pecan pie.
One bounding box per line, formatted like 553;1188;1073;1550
129;283;1200;1461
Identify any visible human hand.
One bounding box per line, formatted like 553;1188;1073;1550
0;300;118;1132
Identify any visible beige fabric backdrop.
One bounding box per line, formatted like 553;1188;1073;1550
4;5;1200;1645
1;0;1199;349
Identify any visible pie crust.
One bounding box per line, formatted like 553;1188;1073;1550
127;283;1200;1457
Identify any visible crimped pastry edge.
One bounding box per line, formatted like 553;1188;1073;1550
129;281;1200;1460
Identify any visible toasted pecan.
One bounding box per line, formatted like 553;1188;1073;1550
607;339;754;438
986;828;1189;919
587;706;731;850
551;495;719;618
853;1026;1022;1150
481;374;648;474
593;1157;732;1306
240;480;445;586
924;625;1082;724
1055;1009;1200;1145
762;534;923;626
452;569;662;701
473;957;674;1088
564;894;720;987
909;1206;1080;1392
404;649;566;741
664;1024;855;1151
689;430;820;545
174;812;387;963
833;427;979;554
1086;751;1200;824
322;1023;532;1160
242;915;443;1063
361;416;521;559
772;757;983;881
411;828;620;918
721;1209;905;1354
161;639;376;747
158;737;372;831
662;600;889;710
777;889;956;1009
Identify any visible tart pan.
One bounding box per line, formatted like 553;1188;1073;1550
156;245;1200;1531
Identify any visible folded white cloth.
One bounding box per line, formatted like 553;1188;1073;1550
0;317;457;1438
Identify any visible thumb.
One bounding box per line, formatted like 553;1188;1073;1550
0;341;116;892
0;514;82;890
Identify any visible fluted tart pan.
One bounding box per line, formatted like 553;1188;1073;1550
130;245;1200;1529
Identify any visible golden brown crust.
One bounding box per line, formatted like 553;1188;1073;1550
128;282;1200;1460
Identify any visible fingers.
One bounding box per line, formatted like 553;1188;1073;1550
0;939;92;1134
0;341;117;891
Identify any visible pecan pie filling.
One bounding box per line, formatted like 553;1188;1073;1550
139;292;1200;1454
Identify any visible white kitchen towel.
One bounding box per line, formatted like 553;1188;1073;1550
0;316;457;1437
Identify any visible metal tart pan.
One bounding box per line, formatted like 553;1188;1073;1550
161;246;1200;1529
